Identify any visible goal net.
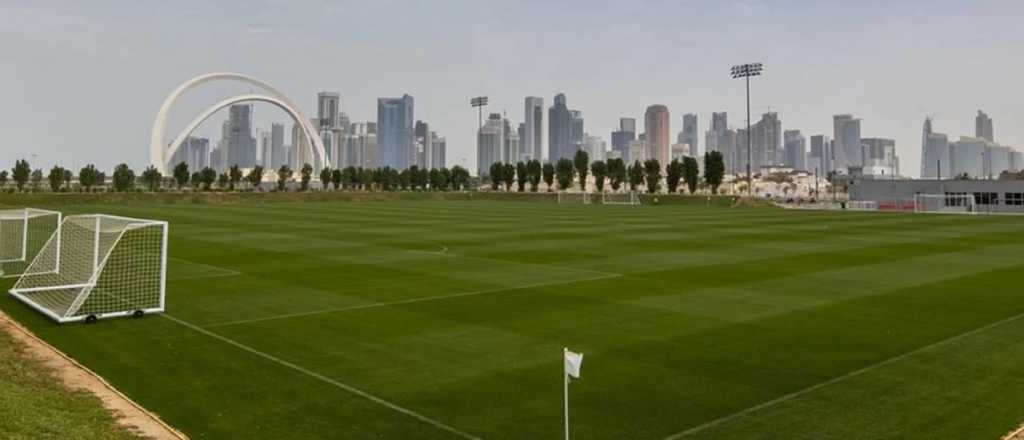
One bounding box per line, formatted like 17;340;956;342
602;191;641;206
846;201;878;211
9;214;168;324
0;208;61;278
914;193;976;215
557;192;591;204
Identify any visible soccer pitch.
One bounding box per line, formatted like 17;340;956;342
3;196;1024;439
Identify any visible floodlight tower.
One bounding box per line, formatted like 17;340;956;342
470;96;489;134
731;63;763;195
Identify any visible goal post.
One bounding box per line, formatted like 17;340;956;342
557;192;592;204
913;193;976;215
0;208;61;278
8;214;168;324
602;191;641;206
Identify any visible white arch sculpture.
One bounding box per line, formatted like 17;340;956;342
150;72;327;174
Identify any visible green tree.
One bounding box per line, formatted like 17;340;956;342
190;172;201;190
502;163;515;191
320;166;333;191
63;169;72;189
542;162;555;191
200;167;217;191
627;160;644;191
643;159;662;194
574;149;590;191
665;159;684;193
343;167;357;190
331;168;342;190
527;159;542;192
247;165;264;190
47;166;65;192
683;156;700;195
217;172;229;190
30;169;43;190
228;165;243;191
590;161;608;193
607;158;626;191
112;163;135;192
449;165;469;191
140;165;162;192
78;165;97;192
704;150;725;194
276;165;293;191
398;169;411;190
300;163;313;191
0;170;8;189
555;158;575;191
515;162;528;192
95;171;107;189
173;162;190;189
488;162;503;191
12;159;30;191
407;166;420;190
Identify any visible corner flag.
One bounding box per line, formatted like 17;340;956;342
564;349;583;379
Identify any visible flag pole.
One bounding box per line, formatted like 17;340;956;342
564;347;570;440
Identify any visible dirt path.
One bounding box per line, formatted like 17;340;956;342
0;311;187;440
1006;425;1024;439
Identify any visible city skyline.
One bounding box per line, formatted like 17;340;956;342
2;1;1022;177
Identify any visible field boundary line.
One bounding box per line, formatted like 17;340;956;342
202;273;622;329
167;257;242;281
664;310;1024;439
162;314;482;440
405;249;622;277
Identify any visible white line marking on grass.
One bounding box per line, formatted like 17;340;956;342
167;257;242;281
663;310;1024;439
162;314;482;440
203;273;622;329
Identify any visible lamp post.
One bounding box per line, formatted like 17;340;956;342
470;96;488;135
731;63;763;196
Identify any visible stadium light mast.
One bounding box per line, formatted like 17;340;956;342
731;63;763;196
470;96;488;134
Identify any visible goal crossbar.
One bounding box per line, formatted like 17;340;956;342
0;208;61;277
601;191;641;206
913;193;977;215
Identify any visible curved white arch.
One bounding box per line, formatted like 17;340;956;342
164;95;324;172
150;72;326;173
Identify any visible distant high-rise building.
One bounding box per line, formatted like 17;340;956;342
583;134;606;162
611;117;637;163
949;137;987;179
833;114;862;171
711;112;728;132
431;132;446;169
920;118;949;179
524;97;543;161
169;136;210;172
415;120;432;169
808;135;832;175
975;110;993;142
706;112;737;174
861;138;898;176
377;94;415;169
478;113;504;176
644;105;670;166
678;113;699;157
783;130;806;170
270;123;286;170
224;104;257;168
548;93;573;162
317;92;341;129
517;123;527;162
570;110;584;157
751;112;782;170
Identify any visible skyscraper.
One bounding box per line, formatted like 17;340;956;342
706;112;737;174
270;123;286;170
570;110;584;155
415;120;432;169
644;105;670;166
861;138;898;176
809;135;832;175
783;130;806;170
431;132;446;169
679;114;699;157
224;104;256;168
524;97;543;161
377;94;414;170
751;112;782;169
317;92;341;129
920;118;949;178
548;93;572;162
611;118;637;163
975;110;993;142
833;114;862;171
478;113;504;176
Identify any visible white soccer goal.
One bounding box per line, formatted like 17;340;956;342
9;214;168;324
558;192;591;204
0;208;61;278
914;193;977;215
602;191;641;206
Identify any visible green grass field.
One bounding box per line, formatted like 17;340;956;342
3;194;1024;439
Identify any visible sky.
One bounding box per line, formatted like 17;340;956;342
1;0;1022;177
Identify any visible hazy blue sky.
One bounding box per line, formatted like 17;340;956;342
2;0;1021;176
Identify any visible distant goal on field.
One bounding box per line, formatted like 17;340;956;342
557;192;592;204
913;193;977;215
1;208;61;278
8;214;168;324
602;191;641;206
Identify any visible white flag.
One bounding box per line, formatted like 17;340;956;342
564;349;583;378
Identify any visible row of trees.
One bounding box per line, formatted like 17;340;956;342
485;150;726;194
3;151;725;194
